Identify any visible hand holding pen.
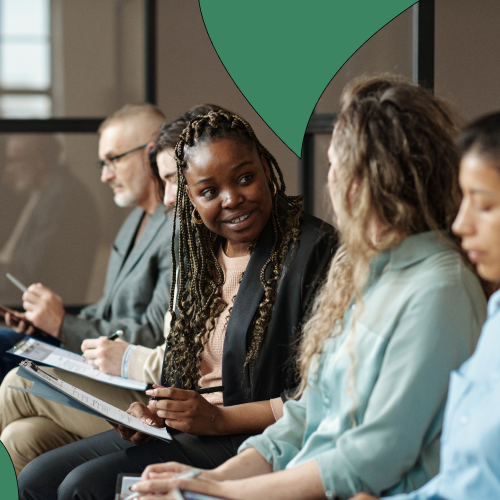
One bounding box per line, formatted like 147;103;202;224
80;330;129;376
149;385;225;401
125;468;202;500
4;274;57;338
145;384;225;435
111;384;227;443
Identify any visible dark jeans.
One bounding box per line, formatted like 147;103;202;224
18;429;251;500
0;327;60;383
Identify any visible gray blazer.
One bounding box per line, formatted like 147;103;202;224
60;204;173;353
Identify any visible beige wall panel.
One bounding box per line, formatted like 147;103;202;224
316;6;413;114
435;0;500;122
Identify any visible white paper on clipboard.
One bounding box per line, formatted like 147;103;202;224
10;360;171;442
7;337;147;391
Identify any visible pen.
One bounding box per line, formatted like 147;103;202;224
150;385;225;401
108;329;124;341
195;385;225;395
172;468;202;479
6;273;28;293
124;470;202;500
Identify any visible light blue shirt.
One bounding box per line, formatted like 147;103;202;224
387;288;500;500
240;232;486;499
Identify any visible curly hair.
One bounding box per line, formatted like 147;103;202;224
161;110;303;389
297;75;463;403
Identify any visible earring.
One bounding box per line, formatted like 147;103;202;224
269;181;277;197
192;208;203;225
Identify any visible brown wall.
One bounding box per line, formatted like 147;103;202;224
156;1;500;222
5;1;500;306
156;0;298;195
435;0;500;122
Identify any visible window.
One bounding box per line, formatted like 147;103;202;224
0;0;51;118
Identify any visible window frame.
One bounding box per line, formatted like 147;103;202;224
298;0;435;214
0;0;157;133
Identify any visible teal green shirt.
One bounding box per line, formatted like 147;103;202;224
240;232;486;499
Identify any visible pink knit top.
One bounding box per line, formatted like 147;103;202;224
199;246;284;420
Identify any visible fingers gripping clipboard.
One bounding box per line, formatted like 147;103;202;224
9;360;172;442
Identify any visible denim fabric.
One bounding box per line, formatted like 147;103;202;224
0;327;60;382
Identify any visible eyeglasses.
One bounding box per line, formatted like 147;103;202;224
97;143;148;173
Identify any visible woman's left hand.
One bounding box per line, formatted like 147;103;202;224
349;495;379;500
130;463;231;500
146;387;223;435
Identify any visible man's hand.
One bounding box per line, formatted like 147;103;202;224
146;387;223;435
81;337;129;376
4;310;35;334
110;402;164;444
22;284;65;338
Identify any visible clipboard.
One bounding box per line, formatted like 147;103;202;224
10;360;172;442
7;337;147;391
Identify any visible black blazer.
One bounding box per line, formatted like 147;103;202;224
166;197;338;407
221;198;337;406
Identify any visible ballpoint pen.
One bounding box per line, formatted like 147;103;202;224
108;329;124;341
82;330;124;363
6;273;28;293
124;469;202;499
149;386;225;401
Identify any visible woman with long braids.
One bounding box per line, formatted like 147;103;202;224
124;76;488;500
18;110;337;499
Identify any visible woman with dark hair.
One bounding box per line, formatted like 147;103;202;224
148;104;224;206
125;76;486;500
18;110;337;499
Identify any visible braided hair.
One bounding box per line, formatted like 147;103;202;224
162;110;303;389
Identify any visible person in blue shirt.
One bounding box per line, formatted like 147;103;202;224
349;111;500;500
124;77;488;500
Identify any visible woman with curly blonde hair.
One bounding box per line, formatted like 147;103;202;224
127;76;487;500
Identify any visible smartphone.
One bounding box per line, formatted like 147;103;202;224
171;489;232;500
115;473;141;497
0;306;22;324
0;305;49;337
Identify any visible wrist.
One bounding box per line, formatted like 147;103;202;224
51;312;65;339
212;405;229;435
121;344;136;378
201;468;227;482
217;479;239;498
206;460;238;482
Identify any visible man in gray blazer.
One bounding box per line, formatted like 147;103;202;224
1;103;174;377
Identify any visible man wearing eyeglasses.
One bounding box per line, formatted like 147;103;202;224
0;103;179;474
3;103;173;365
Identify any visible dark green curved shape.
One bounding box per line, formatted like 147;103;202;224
0;441;18;499
200;0;417;157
